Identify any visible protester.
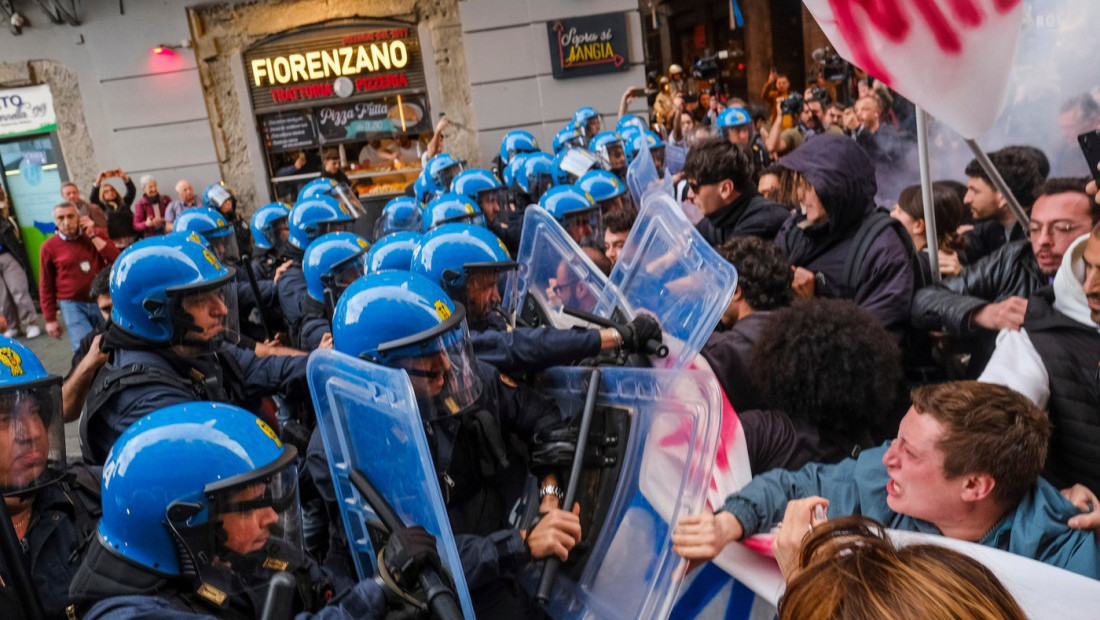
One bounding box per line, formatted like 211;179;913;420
912;177;1096;376
980;223;1100;491
776;516;1028;620
672;381;1100;579
962;147;1044;264
890;182;967;280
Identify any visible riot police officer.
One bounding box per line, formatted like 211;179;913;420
250;201;292;281
278;196;355;331
0;336;101;619
318;271;583;618
411;224;660;373
69;402;442;619
717;106;771;176
81;233;310;465
450;168;519;254
202;182;253;256
296;232;370;351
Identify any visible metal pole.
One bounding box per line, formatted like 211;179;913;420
965;138;1030;228
915;107;941;283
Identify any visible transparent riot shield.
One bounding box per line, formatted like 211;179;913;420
595;192;738;369
625;140;673;207
514;206;630;330
528;366;723;620
307;349;476;619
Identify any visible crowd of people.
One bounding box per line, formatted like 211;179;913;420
1;63;1099;620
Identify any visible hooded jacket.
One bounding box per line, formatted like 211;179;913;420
980;234;1100;490
775;134;915;339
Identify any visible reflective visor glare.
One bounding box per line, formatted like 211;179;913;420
0;383;64;495
330;252;369;296
206;462;302;557
319;220;352;236
651;146;666;170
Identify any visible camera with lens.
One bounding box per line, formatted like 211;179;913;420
809;86;829;104
780;92;804;116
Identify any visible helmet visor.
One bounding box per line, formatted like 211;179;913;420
264;215;290;248
650;145;666;171
373;208;423;240
207;185;233;210
598;142;626;171
330;184;366;217
437;163;463;190
475;188;509;225
204;455;301;560
0;377;64;497
325;249;370;302
318;218;353;238
173;280;240;348
562;208;603;247
531;172;555;204
203;227;241;266
463;263;519;328
392;324;483;420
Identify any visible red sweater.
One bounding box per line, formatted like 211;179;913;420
38;233;119;322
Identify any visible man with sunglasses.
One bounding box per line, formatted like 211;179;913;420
682;137;791;247
913;177;1097;376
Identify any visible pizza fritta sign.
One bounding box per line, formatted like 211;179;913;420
547;12;630;79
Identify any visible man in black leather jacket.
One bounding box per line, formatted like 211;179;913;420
912;177;1097;375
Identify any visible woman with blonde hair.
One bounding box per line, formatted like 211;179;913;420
776;514;1027;620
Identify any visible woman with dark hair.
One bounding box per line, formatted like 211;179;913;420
891;181;967;280
775;515;1027;620
741;298;902;474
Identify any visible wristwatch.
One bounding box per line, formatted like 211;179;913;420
540;484;564;502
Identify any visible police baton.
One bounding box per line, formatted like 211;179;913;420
560;306;669;358
239;254;274;341
535;367;601;604
0;498;47;620
348;469;464;620
259;571;296;620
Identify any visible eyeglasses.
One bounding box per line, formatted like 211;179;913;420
1028;221;1087;239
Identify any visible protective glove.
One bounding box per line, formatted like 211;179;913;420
613;314;663;353
383;525;442;590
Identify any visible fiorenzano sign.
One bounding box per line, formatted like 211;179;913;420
547;12;630;79
243;21;427;113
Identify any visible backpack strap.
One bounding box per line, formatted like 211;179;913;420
842;210;927;294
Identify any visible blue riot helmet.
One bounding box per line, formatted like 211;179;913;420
0;335;65;498
518;152;556;204
374;196;423;241
573;106;602;141
552;122;586;154
540;185;602;246
426;153;464;195
110;233;236;345
591;131;627;173
502;152;531;190
202;182;237;216
297;177;365;217
173;206;241;265
717;106;753;144
366;231;421;272
96;402;300;578
498;130;539;168
251;202;291;251
552;147;601;186
642;129;667;174
414;172;438;206
616;114;648;135
450;168;508;225
423;193;486;232
411;223;518;328
287;195;353;251
577;169;628;214
333;271;483;419
620;127;645;166
303;232;370;315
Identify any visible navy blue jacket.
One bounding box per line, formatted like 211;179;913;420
81;580;385;620
471;326;600;373
775;134;915;340
277;266;309;328
83;344;307;465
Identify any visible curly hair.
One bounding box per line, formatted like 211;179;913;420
750;298;901;436
716;237;792;311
